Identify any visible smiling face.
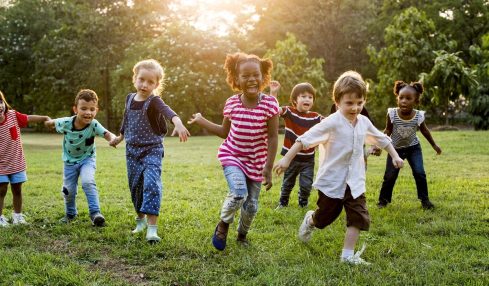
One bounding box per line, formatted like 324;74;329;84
134;68;160;98
397;87;418;114
73;99;98;127
294;92;314;113
236;61;263;98
336;92;365;123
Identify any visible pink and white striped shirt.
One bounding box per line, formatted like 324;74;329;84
0;110;28;175
218;93;280;182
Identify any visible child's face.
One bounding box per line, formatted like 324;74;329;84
0;100;5;114
134;68;159;98
236;61;263;97
294;92;314;113
336;92;365;123
397;87;418;113
73;99;98;126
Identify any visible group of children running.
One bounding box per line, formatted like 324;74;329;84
0;52;441;265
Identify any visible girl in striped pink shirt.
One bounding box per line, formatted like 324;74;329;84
189;52;280;251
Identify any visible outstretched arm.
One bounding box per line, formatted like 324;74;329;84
28;115;51;123
262;115;279;191
273;141;303;176
171;116;190;142
419;122;442;154
44;118;55;129
188;113;231;139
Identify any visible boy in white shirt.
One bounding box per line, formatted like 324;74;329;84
273;71;404;265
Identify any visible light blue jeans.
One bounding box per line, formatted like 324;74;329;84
220;165;262;236
62;157;100;216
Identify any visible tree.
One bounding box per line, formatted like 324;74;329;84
420;51;477;126
264;33;329;113
367;7;450;123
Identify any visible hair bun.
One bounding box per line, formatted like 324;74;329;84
393;81;407;95
411;82;424;94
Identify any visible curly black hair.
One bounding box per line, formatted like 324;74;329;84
393;81;424;99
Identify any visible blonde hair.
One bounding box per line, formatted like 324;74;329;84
133;59;165;96
0;90;12;113
332;71;367;103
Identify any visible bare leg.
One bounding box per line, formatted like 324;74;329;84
147;214;157;225
343;226;360;250
11;183;22;213
0;183;8;215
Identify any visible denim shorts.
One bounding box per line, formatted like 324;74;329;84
0;170;28;184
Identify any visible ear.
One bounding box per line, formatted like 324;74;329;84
72;105;77;114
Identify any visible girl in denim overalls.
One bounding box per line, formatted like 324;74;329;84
111;59;190;242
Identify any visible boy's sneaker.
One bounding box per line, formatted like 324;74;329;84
59;214;77;224
376;200;388;209
341;244;371;265
90;212;106;227
298;210;315;243
275;203;287;210
12;213;27;225
0;215;9;227
421;200;435;210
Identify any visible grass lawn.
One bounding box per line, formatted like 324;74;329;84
0;131;488;285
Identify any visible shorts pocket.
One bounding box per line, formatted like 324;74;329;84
9;126;19;140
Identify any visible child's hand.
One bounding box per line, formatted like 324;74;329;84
44;119;55;130
368;145;382;156
171;125;190;142
269;80;281;97
433;145;442;155
187;113;203;125
392;156;404;169
273;158;291;176
262;168;273;191
109;135;123;147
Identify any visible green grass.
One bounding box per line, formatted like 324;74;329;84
0;131;488;285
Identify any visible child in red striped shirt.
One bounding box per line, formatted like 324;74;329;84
0;90;50;226
188;52;280;251
269;81;323;208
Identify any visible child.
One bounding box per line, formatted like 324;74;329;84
0;90;50;226
188;52;279;251
110;59;190;243
269;81;322;208
45;89;116;227
273;71;404;265
377;81;442;210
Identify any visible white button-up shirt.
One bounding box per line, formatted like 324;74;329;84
297;111;392;199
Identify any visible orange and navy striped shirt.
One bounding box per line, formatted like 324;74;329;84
280;106;322;162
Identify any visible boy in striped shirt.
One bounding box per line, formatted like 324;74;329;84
270;81;322;208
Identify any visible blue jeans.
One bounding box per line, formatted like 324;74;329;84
220;165;261;235
379;143;429;203
62;157;100;216
279;159;314;206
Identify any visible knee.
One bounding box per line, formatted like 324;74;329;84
224;194;245;209
81;179;96;190
62;186;75;197
243;198;259;215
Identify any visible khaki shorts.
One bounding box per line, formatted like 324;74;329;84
312;185;370;231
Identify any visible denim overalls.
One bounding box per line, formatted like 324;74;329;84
123;94;164;215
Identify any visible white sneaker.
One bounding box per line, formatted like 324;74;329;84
12;213;27;225
298;210;315;242
132;217;147;234
0;215;9;227
341;244;371;265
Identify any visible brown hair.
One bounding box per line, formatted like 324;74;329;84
0;90;12;113
290;83;315;106
332;71;367;103
394;80;424;102
74;89;98;106
133;59;165;96
223;52;273;92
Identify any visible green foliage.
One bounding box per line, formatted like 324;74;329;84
420;51;477;125
264;33;330;113
0;132;488;284
466;36;489;130
367;7;451;123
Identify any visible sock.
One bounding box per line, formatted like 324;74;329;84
341;249;355;259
